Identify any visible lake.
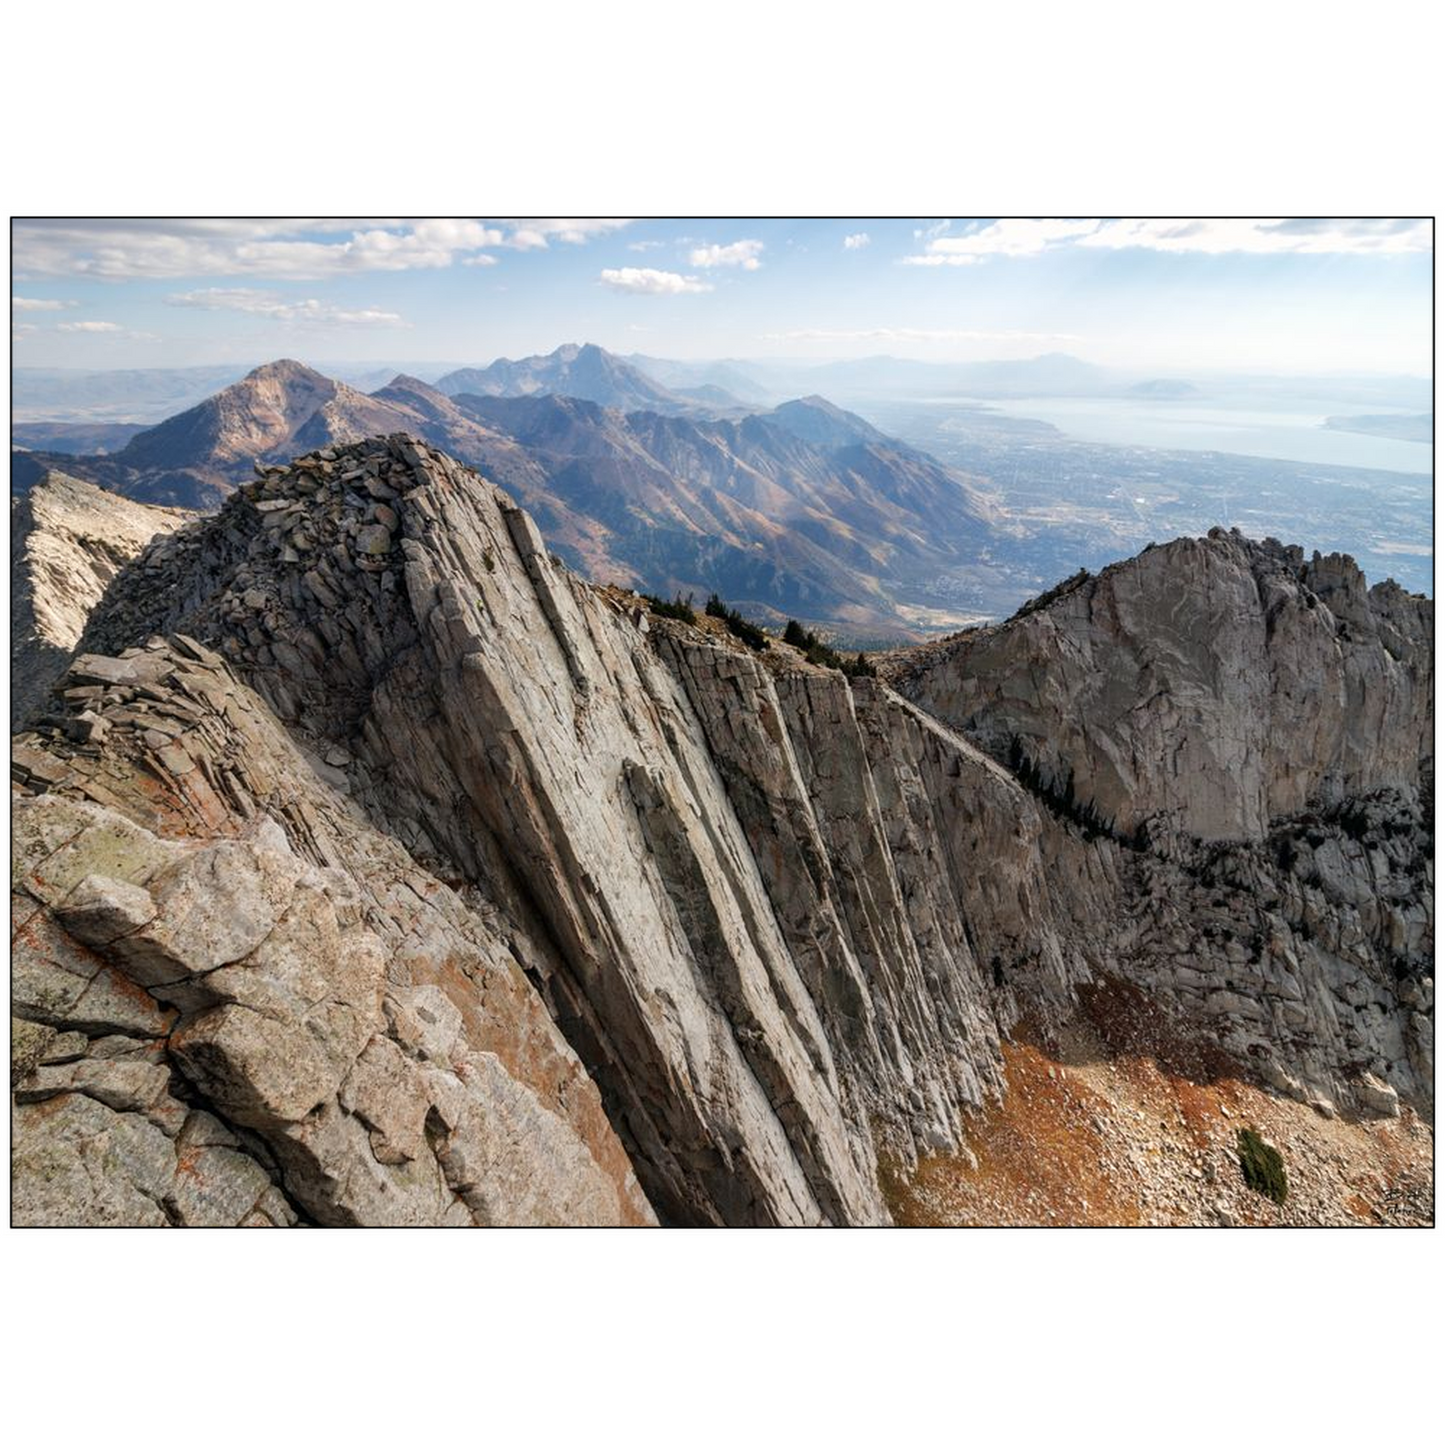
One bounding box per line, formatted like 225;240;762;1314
928;395;1433;474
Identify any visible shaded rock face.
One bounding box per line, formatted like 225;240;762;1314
10;472;192;728
16;437;1433;1226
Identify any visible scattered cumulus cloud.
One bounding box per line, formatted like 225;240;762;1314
11;218;631;281
843;233;870;250
12;296;77;311
507;218;630;246
905;217;1433;265
599;267;712;295
628;240;666;252
688;239;764;270
166;288;406;326
57;320;123;332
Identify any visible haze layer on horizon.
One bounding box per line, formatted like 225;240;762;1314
10;217;1433;377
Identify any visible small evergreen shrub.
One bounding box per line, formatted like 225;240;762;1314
780;618;875;678
1237;1127;1288;1205
643;592;696;623
705;594;769;651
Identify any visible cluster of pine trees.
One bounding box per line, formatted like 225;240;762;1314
782;619;876;678
641;590;877;677
705;594;770;651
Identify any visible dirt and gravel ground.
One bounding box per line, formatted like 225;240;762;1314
882;984;1433;1227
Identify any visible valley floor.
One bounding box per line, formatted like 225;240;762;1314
882;987;1433;1228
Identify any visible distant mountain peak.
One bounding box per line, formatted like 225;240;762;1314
434;342;692;414
381;373;450;403
243;357;329;385
765;396;885;449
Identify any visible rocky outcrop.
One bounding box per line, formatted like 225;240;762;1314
11;638;654;1227
10;472;192;728
14;439;1433;1225
892;532;1432;846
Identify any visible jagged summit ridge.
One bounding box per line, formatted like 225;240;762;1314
435;341;696;413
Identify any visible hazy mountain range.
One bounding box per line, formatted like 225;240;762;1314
12;353;1012;636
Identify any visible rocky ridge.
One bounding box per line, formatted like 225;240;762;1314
12;436;1433;1224
435;342;700;413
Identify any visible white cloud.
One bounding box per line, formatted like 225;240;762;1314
763;327;1084;343
461;254;498;267
13;322;39;335
913;219;952;240
904;253;985;267
57;320;123;332
628;239;666;252
502;219;631;249
11;217;631;281
843;233;870;250
1077;217;1433;256
599;267;712;295
12;296;77;311
905;219;1100;265
166;288;406;326
904;216;1433;265
688;239;764;270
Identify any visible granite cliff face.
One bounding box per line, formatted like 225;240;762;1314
11;437;1433;1225
892;534;1432;846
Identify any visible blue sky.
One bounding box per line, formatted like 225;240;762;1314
10;217;1433;375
